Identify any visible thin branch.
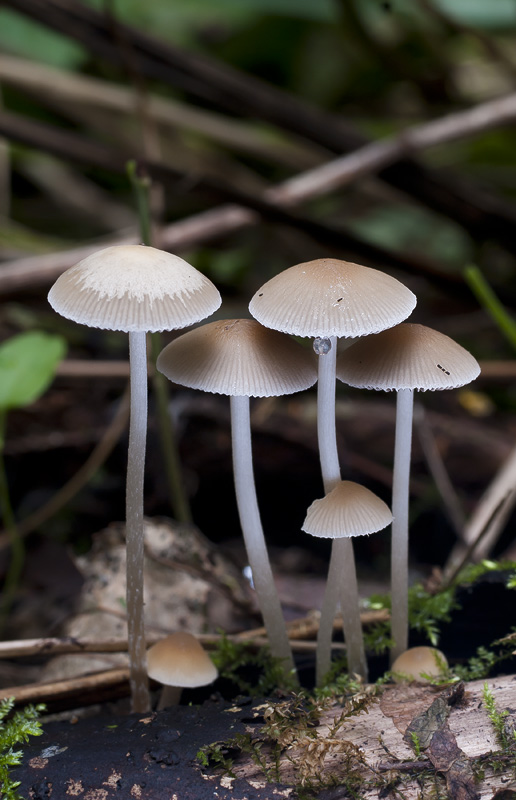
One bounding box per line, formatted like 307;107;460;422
0;54;321;170
5;0;516;252
270;92;516;206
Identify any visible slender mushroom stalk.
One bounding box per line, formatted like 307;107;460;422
336;323;480;665
303;480;392;684
390;387;414;662
125;330;150;710
157;318;317;679
48;244;221;712
249;259;416;683
231;395;295;672
315;336;366;684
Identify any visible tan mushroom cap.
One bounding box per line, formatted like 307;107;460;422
337;323;480;391
146;632;218;688
302;480;393;539
157;318;317;397
391;646;448;683
48;244;221;332
249;258;416;338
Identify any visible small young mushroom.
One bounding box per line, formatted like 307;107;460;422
48;244;221;712
302;480;392;680
157;318;317;677
249;258;416;682
146;632;218;709
391;646;448;683
337;323;480;662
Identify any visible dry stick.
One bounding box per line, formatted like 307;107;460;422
0;389;130;549
0;109;444;287
7;0;516;251
414;404;466;543
0;54;319;169
443;441;516;578
269;91;516;207
2;88;516;295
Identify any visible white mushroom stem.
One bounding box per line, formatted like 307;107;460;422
390;387;415;663
230;394;296;676
315;337;367;684
157;685;182;710
126;330;151;712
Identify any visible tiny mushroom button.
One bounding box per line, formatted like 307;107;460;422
48;244;221;713
147;632;218;709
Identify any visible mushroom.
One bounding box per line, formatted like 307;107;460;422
249;258;416;682
147;632;218;709
391;646;448;683
336;323;480;661
157;318;317;676
48;244;221;712
303;480;393;540
302;481;392;677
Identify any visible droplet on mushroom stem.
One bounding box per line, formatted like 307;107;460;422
313;336;332;355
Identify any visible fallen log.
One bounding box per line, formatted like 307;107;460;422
10;675;516;799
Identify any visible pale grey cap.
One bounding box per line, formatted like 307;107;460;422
146;632;218;688
249;258;416;338
157;318;317;397
302;480;392;539
48;244;221;332
337;323;480;391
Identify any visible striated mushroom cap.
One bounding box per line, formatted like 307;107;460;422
302;480;392;539
157;318;317;397
249;258;416;338
337;323;480;391
48;244;221;332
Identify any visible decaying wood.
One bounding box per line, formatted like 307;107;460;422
10;675;516;799
224;676;516;799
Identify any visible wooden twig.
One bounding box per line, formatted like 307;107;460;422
5;0;516;255
0;54;320;170
0;668;131;706
0;108;451;285
0;611;391;660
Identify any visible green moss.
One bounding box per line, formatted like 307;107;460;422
0;698;45;800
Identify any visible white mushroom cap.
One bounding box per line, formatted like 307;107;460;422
302;480;393;538
146;632;218;688
48;244;221;332
391;646;448;683
249;258;416;338
157;318;317;397
337;323;480;391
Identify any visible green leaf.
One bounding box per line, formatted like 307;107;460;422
0;10;85;68
0;332;66;412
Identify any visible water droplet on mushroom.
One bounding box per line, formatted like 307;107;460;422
313;337;332;355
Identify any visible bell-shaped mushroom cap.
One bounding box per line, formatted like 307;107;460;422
391;646;448;683
48;244;221;333
302;480;392;539
249;258;416;338
157;318;317;397
146;632;218;688
337;323;480;391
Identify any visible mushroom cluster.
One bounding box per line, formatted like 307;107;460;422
48;245;480;705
